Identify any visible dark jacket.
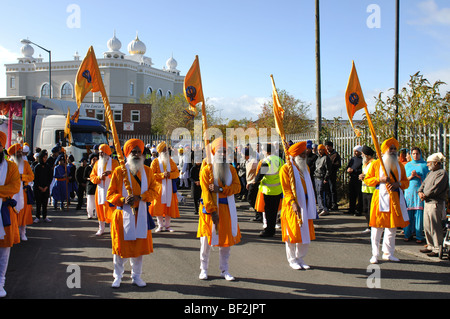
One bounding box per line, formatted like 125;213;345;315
346;156;363;180
84;165;97;195
314;155;332;181
327;150;341;176
33;163;53;193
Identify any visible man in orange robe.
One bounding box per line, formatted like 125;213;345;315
0;132;21;298
8;144;34;241
149;142;180;232
364;137;409;264
90;144;119;236
198;138;241;281
106;139;159;288
280;142;317;270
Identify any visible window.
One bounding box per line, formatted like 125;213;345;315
113;110;122;122
131;110;140;122
146;87;153;95
61;83;73;96
95;110;104;121
157;89;163;98
166;91;172;98
41;83;50;97
130;82;134;96
10;77;15;89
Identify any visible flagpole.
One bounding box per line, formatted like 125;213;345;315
270;75;302;226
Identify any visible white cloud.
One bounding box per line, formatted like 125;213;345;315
408;0;450;26
0;45;18;97
209;95;270;122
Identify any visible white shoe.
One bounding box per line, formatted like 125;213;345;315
319;210;329;216
95;229;104;236
382;254;400;262
21;234;28;241
289;262;302;270
362;228;371;234
111;278;121;288
44;218;52;223
0;286;6;298
370;256;378;264
155;226;163;233
221;271;235;281
199;270;208;280
165;227;174;233
300;263;311;270
33;218;40;224
132;276;147;287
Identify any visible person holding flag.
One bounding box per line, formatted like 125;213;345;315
280;141;317;270
106;139;159;288
198;138;241;281
90;144;119;236
345;61;409;264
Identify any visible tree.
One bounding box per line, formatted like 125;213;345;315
364;72;450;155
257;89;311;135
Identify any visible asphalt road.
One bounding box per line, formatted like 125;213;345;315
4;189;450;302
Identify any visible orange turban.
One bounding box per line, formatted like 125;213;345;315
7;143;22;156
288;142;307;157
381;137;399;154
211;138;227;155
157;141;167;153
99;144;112;156
0;131;6;148
123;139;145;157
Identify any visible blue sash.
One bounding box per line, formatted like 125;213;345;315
1;199;17;227
200;198;228;215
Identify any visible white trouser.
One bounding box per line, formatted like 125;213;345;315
200;237;231;273
157;215;171;228
371;227;396;257
113;255;144;280
86;195;96;218
0;248;11;287
285;240;309;265
180;177;189;187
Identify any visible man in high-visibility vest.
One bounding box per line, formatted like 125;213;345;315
255;143;284;237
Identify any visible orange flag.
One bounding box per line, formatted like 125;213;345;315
270;75;285;141
64;108;72;144
74;46;106;122
345;61;367;137
183;55;204;121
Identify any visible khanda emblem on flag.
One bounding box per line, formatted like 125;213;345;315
349;92;360;106
185;86;197;102
82;70;92;84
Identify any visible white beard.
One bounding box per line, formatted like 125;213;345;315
98;154;110;170
159;152;171;172
294;156;308;173
213;162;229;185
127;154;144;175
11;155;23;166
382;153;398;175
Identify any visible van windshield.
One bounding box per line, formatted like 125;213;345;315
71;131;108;148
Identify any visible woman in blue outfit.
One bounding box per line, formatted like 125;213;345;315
51;154;68;210
403;147;429;243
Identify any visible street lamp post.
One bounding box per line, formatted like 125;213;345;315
20;39;52;98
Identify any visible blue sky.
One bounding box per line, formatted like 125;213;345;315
1;0;450;122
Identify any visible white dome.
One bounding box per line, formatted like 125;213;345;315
107;31;122;52
128;33;146;55
21;44;34;58
166;56;178;70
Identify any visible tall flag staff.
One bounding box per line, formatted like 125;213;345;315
345;60;400;217
183;55;218;232
270;75;302;226
75;46;135;215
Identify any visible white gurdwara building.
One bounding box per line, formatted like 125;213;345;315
5;31;185;103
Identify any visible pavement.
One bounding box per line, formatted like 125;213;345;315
4;189;450;301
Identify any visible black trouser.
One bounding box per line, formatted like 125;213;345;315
34;189;49;219
362;192;373;227
348;177;362;214
263;193;282;235
191;184;201;214
328;173;338;208
77;185;85;209
247;183;258;209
